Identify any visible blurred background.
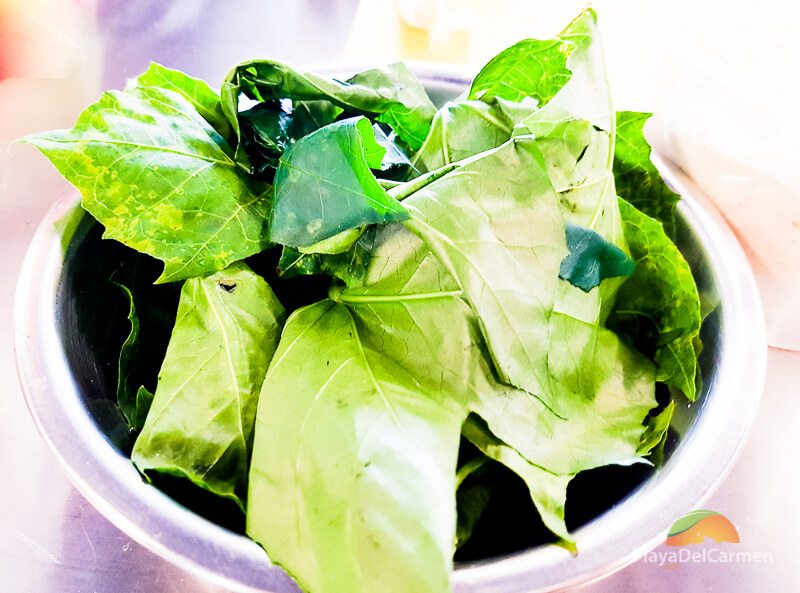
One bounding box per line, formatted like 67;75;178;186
1;1;798;592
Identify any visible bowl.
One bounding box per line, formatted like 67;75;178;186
14;67;767;593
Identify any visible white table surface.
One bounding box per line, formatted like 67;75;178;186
1;1;797;592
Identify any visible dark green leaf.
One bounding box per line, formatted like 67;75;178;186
239;102;292;172
610;199;701;400
23;84;272;283
614;111;681;236
277;226;378;287
225;60;435;149
238;100;342;178
559;222;635;292
132;263;285;508
114;284;161;431
111;256;181;432
455;455;492;550
371;124;413;172
270;117;408;248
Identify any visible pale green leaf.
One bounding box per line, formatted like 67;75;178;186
132;263;285;508
247;300;464;593
462;416;574;546
412;100;513;173
400;137;570;415
337;222;661;546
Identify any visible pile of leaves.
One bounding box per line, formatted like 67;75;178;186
25;9;702;593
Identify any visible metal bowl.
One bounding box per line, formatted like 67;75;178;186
14;69;766;593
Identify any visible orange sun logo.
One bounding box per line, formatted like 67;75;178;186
665;510;740;547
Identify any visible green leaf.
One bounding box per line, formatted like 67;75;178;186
559;222;635;292
114;283;158;431
238;100;342;178
371;124;413;172
614;111;681;236
413;14;600;176
238;102;293;175
247;300;465;593
132;62;234;141
337;222;662;546
23;84;272;283
115;283;145;429
471;315;658;475
277;227;378;287
270;117;408;248
401;137;571;415
111;256;181;432
462;416;574;547
225;60;436;150
455;455;492;550
298;226;366;255
611;200;702;400
468;9;595;105
132;263;285;508
516;15;630;334
639;400;675;461
412;100;513;173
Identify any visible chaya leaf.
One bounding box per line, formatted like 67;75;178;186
412;100;514;174
23;83;272;283
395;12;597;176
398;137;570;416
371;124;414;174
462;415;575;548
132;263;285;509
270;117;408;248
455;455;492;550
224;60;436;149
238;101;293;176
610;200;701;400
559;222;635;292
131;62;234;142
248;300;465;593
336;222;662;550
111;255;181;432
237;100;341;178
468;9;595;105
517;11;629;332
614;111;681;237
114;284;160;430
277;226;378;287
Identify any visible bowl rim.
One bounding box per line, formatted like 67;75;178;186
14;68;767;593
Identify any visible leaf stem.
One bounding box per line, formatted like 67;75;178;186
387;161;462;202
330;286;462;303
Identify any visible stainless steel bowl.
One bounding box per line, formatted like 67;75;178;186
14;69;767;593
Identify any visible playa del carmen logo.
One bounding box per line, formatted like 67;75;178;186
644;510;774;567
